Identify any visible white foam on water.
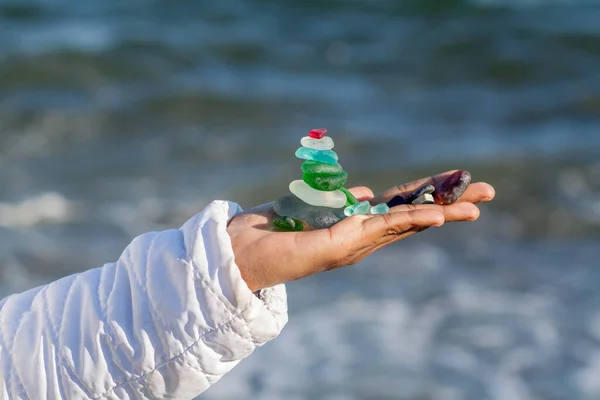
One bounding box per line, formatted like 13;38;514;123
0;192;74;227
573;351;600;397
15;22;116;55
473;0;570;8
588;313;600;342
468;325;513;350
200;251;573;400
103;196;213;236
435;345;480;374
205;296;526;399
449;281;556;319
491;349;537;400
433;386;465;400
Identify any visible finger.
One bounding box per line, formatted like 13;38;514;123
383;182;493;205
459;182;495;203
372;170;458;205
362;208;445;240
348;186;374;201
372;170;493;205
389;202;481;222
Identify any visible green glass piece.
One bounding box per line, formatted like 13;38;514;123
344;201;371;217
370;203;390;214
340;187;359;206
301;160;343;175
273;216;304;231
302;170;348;191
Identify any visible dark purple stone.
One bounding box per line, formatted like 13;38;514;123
434;170;472;204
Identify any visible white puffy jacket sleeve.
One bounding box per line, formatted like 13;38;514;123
0;200;288;399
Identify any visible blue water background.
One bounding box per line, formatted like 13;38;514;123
1;0;600;398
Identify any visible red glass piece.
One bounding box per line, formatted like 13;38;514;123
308;128;327;139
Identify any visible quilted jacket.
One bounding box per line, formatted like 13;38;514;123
0;201;288;399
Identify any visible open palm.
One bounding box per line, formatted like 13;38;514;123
227;170;495;292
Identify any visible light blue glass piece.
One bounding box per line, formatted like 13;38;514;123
370;203;390;214
295;147;339;165
344;201;371;217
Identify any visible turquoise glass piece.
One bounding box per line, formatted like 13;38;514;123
343;201;371;217
295;147;338;165
370;203;390;214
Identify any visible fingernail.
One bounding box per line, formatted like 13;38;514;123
434;170;472;205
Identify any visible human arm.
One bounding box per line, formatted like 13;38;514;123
0;200;287;399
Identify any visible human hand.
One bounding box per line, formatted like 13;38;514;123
227;170;495;292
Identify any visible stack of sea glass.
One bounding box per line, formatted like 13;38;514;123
273;128;390;231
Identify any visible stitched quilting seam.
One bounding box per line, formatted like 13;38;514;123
9;296;33;399
41;286;61;399
128;236;169;361
51;278;76;400
95;302;253;399
0;302;11;399
193;275;256;346
58;273;98;399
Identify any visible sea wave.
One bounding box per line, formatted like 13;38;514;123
0;192;74;228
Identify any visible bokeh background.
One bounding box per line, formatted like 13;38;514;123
1;0;600;398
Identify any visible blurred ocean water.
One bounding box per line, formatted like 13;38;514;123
1;0;600;398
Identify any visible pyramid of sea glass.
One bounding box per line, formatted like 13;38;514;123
273;128;388;231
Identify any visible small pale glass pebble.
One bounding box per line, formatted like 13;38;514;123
289;180;346;208
412;193;434;204
295;147;338;165
300;136;334;150
344;201;371;217
406;184;435;204
370;203;390;214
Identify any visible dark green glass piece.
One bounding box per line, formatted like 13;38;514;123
302;170;348;191
273;216;304;231
301;160;343;175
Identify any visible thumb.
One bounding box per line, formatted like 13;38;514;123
319;208;445;271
